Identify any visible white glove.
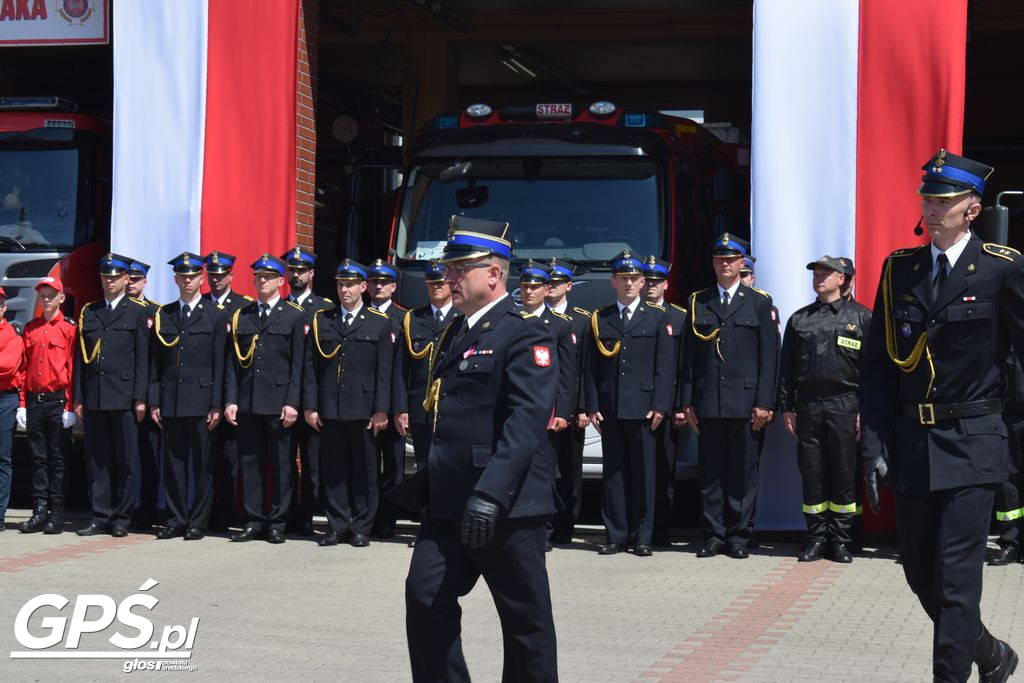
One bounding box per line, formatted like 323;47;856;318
16;407;25;429
61;410;76;429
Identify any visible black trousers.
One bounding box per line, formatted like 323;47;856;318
549;423;585;542
163;416;214;531
895;486;996;682
287;420;318;529
599;417;656;546
374;423;405;533
795;396;858;543
237;413;293;531
134;417;161;525
83;408;139;527
995;417;1024;547
209;420;240;527
26;396;67;505
406;516;557;683
697;417;764;546
410;421;432;467
652;421;679;543
320;419;377;535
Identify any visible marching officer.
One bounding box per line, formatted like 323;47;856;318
282;246;333;536
127;259;161;530
860;149;1024;681
585;250;674;557
203;250;251;531
678;234;778;559
990;350;1024;566
517;260;576;552
642;255;688;546
74;253;152;537
403;216;558;682
302;259;393;548
544;257;591;545
393;261;456;467
224;254;306;544
778;255;871;563
149;253;226;540
367;258;407;539
17;277;76;535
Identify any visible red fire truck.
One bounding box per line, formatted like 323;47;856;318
387;100;750;478
0;97;108;327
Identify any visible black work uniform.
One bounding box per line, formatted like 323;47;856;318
148;300;227;532
860;237;1024;681
778;296;872;544
679;285;779;548
224;299;305;532
73;297;151;529
585;302;675;547
302;305;394;537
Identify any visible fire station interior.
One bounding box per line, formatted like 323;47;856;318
1;0;1023;517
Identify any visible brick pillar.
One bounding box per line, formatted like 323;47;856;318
296;0;318;248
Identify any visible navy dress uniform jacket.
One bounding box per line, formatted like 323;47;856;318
148;301;227;417
585;302;675;419
73;297;151;410
426;296;557;519
680;285;779;417
537;308;577;420
860;236;1024;492
301;306;394;420
293;292;333;324
392;305;457;425
224;300;306;415
208;290;253;314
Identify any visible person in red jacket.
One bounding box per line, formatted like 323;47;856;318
0;286;24;530
17;277;76;534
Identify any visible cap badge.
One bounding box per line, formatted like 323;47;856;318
932;148;946;174
212;253;220;264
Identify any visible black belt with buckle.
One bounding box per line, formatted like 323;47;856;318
26;391;64;404
902;398;1004;425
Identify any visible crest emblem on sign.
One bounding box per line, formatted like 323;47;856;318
59;0;94;25
533;345;551;367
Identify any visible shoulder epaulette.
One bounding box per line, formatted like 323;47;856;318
671;303;688;314
692;286;713;298
599;304;617;313
83;298;102;311
367;307;389;318
242;294;255;301
145;297;157;305
889;246;924;258
391;302;408;311
983;242;1021;261
321;296;333;304
572;306;591;317
513;309;534;319
550;310;571;322
128;297;148;307
750;286;772;299
646;302;665;311
216;303;225;310
286;301;304;312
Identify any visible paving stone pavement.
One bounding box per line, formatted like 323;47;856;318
2;513;1023;682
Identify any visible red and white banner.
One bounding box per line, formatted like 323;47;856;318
751;0;967;529
111;0;298;304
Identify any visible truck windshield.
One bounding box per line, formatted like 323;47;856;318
0;147;81;250
395;157;663;264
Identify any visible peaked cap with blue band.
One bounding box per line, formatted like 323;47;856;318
250;254;286;276
424;261;445;282
367;258;399;280
711;232;750;258
610;249;643;274
641;255;671;280
168;252;204;275
740;257;756;274
281;246;317;268
440;215;513;262
918;148;993;198
128;260;151;277
203;251;236;274
98;253;133;276
518;259;551;284
336;259;368;281
547;257;576;282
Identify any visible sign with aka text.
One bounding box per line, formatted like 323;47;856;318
0;0;109;46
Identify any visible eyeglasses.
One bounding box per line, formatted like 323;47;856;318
443;263;492;281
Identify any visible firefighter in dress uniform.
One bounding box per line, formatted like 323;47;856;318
127;259;162;530
860;150;1024;682
402;216;559;682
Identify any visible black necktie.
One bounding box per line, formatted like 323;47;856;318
344;312;353;329
621;306;630;325
721;291;731;308
434;309;443;326
933;253;949;302
106;301;113;314
259;304;268;322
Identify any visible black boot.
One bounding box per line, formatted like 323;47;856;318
43;503;64;534
19;501;48;534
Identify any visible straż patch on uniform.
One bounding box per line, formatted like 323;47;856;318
570;332;577;345
533;345;551;367
304;324;310;336
665;324;673;336
390;331;396;343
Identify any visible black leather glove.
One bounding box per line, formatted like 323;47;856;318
864;455;889;514
460;493;500;549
